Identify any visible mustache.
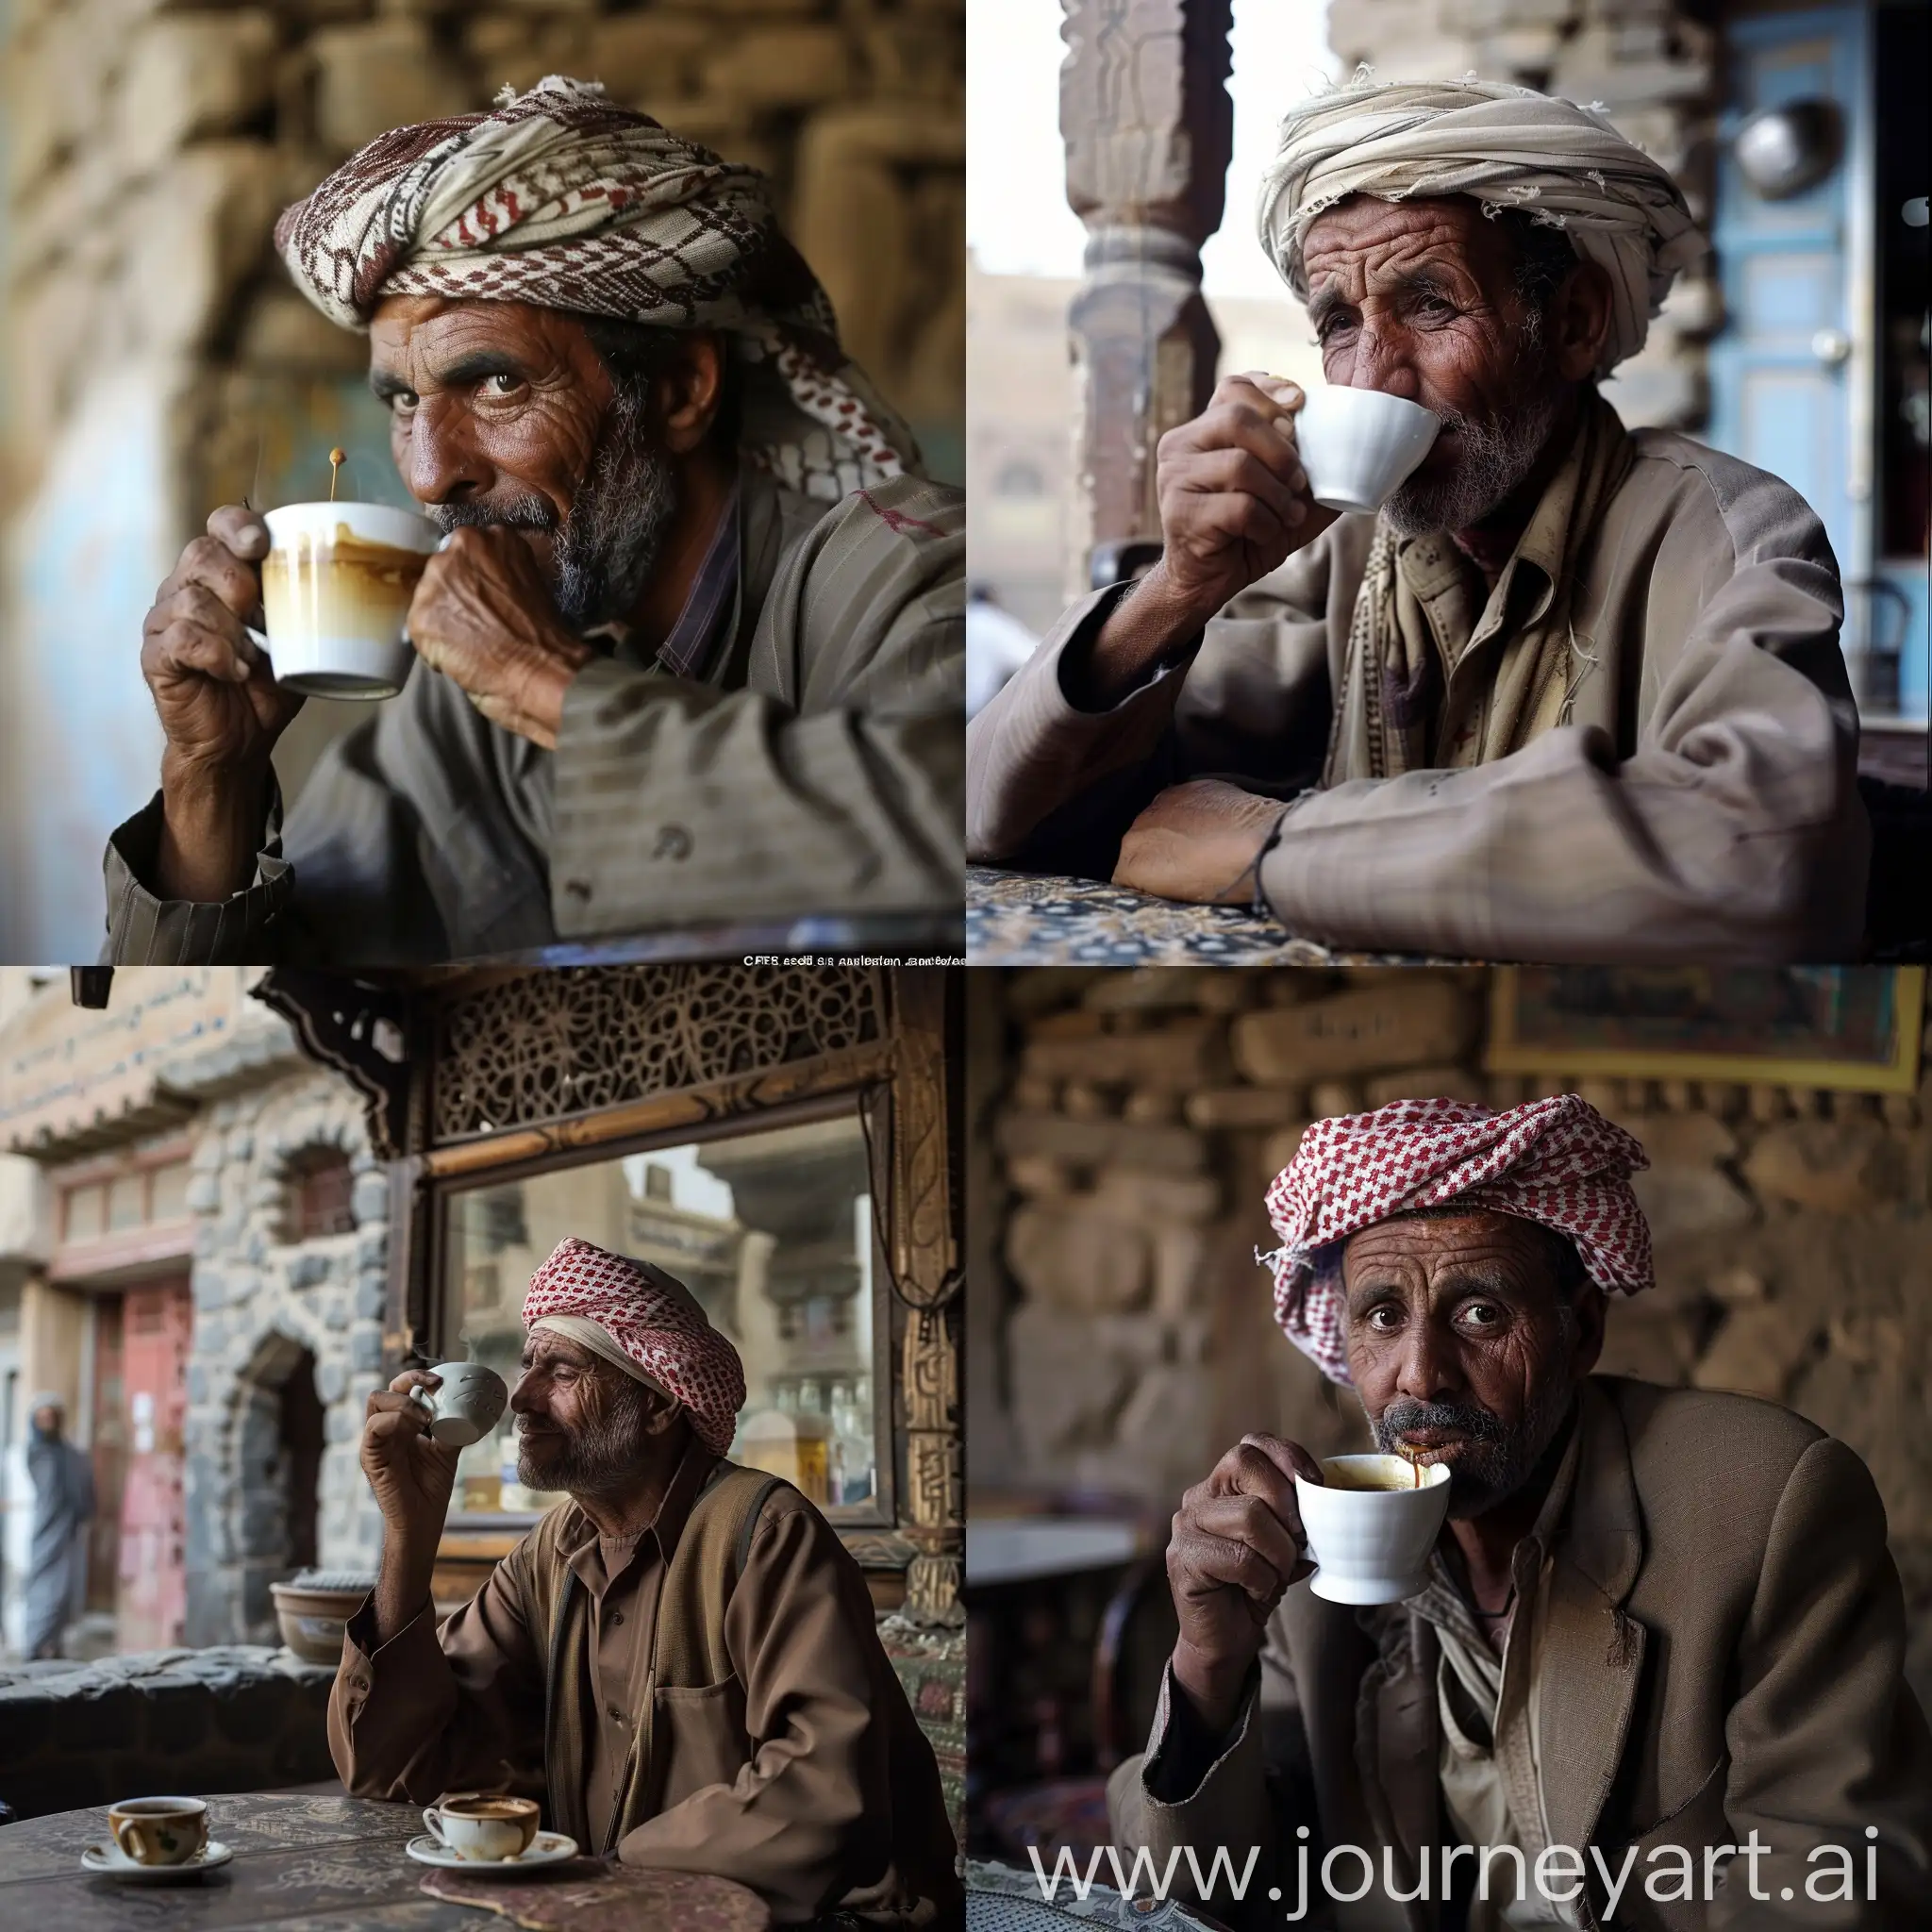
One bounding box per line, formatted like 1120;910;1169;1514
1374;1397;1510;1444
427;494;557;533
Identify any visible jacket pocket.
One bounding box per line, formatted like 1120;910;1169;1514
654;1674;752;1809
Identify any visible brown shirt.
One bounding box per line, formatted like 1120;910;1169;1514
328;1449;961;1926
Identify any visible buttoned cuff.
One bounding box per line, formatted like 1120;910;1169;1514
103;782;294;963
337;1594;440;1713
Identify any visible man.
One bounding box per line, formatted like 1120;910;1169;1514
108;76;962;964
1109;1096;1932;1929
331;1236;960;1925
969;78;1869;962
24;1394;93;1661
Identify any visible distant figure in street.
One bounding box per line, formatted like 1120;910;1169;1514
25;1394;93;1660
965;584;1039;721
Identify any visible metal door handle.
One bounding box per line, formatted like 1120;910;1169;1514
1812;327;1852;366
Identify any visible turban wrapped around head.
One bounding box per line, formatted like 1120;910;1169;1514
523;1236;745;1455
274;75;920;502
1261;1095;1654;1385
1256;75;1707;375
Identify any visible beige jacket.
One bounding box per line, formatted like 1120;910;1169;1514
967;429;1871;961
1107;1379;1932;1931
105;469;964;964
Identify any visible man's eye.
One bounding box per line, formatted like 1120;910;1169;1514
391;391;419;414
1367;1306;1403;1331
486;373;521;395
1460;1302;1502;1328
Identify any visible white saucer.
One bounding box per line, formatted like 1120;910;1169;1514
82;1840;234;1883
405;1830;578;1873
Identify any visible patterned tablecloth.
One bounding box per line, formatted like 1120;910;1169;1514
0;1792;770;1932
966;868;1416;967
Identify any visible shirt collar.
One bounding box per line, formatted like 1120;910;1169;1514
558;1437;721;1595
653;478;741;681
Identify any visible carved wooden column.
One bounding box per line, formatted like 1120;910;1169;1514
1061;0;1233;592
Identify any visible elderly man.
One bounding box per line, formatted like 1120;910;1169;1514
24;1394;93;1661
1109;1097;1932;1929
108;76;962;965
332;1237;959;1925
969;79;1869;962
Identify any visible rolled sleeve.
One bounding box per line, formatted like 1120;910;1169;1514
103;786;293;964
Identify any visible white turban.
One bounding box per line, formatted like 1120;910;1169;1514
1256;76;1706;374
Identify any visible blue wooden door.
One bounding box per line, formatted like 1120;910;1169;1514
1707;7;1867;598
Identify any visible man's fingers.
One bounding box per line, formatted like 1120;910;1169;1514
146;619;254;688
1190;1490;1306;1586
1241;1432;1326;1487
1168;445;1307;521
388;1369;442;1397
1171;1519;1288;1609
207;504;270;561
171;533;265;621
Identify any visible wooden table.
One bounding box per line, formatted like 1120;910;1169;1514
966;866;1413;966
0;1793;768;1932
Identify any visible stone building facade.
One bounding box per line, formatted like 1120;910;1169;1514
0;969;387;1656
0;0;966;958
967;966;1932;1708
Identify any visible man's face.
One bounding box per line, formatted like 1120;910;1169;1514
32;1404;62;1438
1301;195;1570;535
1340;1209;1603;1518
509;1333;666;1497
368;295;680;629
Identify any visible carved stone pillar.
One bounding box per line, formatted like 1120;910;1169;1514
1060;0;1234;593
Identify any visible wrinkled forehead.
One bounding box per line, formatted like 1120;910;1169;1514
1300;192;1505;284
519;1328;601;1371
1339;1206;1555;1283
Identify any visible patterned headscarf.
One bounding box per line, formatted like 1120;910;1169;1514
1261;1095;1653;1385
274;75;920;502
1256;75;1706;375
523;1236;745;1455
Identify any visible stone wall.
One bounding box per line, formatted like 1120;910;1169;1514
0;1646;336;1819
970;967;1932;1707
181;1064;390;1646
1325;0;1720;430
0;0;963;958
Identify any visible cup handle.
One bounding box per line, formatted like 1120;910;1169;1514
110;1817;142;1860
422;1807;444;1846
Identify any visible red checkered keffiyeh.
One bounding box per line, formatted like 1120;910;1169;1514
1261;1095;1654;1385
523;1237;745;1454
273;75;920;503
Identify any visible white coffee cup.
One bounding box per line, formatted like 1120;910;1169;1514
1294;1453;1453;1604
410;1362;508;1448
254;500;441;699
422;1793;540;1861
1292;386;1442;515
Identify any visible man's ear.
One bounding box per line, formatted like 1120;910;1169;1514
1570;1285;1607;1380
642;1391;686;1438
657;333;726;455
1551;258;1615;382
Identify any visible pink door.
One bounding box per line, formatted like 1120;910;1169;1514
116;1280;192;1652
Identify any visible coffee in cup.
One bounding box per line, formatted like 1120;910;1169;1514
254;501;441;699
409;1361;509;1448
422;1793;541;1862
108;1796;208;1866
1291;386;1442;515
1293;1452;1453;1605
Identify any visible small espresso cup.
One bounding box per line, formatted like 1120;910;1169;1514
422;1793;541;1862
1291;386;1442;515
1293;1453;1454;1605
108;1796;208;1866
409;1362;509;1448
253;500;441;700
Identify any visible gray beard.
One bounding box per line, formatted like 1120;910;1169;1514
1369;1379;1574;1520
1382;380;1568;540
516;1379;654;1498
427;386;680;630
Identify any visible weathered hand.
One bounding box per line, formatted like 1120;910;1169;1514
142;506;305;776
1153;373;1339;625
405;525;593;749
1167;1434;1324;1734
1113;779;1289;905
359;1370;461;1550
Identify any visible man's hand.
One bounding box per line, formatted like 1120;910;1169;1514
406;525;593;750
1071;375;1339;708
360;1370;461;1643
1113;779;1289;905
1167;1435;1324;1738
142;506;308;904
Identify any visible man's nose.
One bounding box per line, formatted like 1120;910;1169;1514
400;397;491;508
1390;1320;1461;1406
1341;322;1424;402
508;1371;541;1417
